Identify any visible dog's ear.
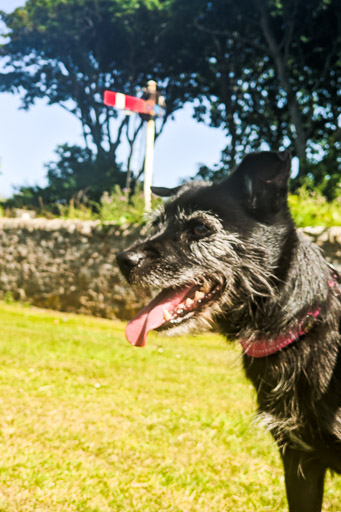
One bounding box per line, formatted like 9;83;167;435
151;186;182;197
232;151;291;215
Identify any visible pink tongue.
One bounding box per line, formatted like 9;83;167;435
125;286;194;347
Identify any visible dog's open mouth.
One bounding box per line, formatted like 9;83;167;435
125;279;223;347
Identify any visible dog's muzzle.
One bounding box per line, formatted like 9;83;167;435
116;250;144;280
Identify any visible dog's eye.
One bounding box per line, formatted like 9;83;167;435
191;223;211;238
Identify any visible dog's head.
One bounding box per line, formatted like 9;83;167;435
117;150;293;346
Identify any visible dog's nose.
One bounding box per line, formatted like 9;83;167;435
116;250;143;274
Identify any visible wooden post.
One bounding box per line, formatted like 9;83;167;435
143;117;155;212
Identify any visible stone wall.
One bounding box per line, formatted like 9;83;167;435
0;219;150;320
0;218;339;320
299;226;341;269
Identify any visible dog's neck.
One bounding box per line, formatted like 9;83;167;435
239;255;341;358
239;307;321;357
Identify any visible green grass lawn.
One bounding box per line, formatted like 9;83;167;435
0;302;340;511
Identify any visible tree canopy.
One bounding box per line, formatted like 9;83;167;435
1;0;340;203
170;0;341;197
1;1;189;135
0;0;193;204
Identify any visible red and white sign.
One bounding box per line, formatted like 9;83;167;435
104;89;164;117
104;90;148;114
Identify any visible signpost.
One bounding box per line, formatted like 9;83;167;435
103;81;165;211
103;91;147;115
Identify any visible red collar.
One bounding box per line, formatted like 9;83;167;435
240;265;340;358
240;308;320;357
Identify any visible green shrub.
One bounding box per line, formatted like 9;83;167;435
57;199;97;220
289;188;341;227
48;185;161;224
98;185;161;224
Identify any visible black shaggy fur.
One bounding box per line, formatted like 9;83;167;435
116;151;341;512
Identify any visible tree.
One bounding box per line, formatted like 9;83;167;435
5;144;126;209
0;0;191;202
168;0;341;197
1;0;340;202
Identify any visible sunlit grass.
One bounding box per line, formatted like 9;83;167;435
0;302;339;511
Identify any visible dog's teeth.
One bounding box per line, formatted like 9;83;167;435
185;298;194;306
163;309;172;321
194;291;205;301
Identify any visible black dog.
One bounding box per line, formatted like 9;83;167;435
116;151;341;512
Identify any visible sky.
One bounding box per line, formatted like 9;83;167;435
0;0;228;198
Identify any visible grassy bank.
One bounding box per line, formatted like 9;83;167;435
0;302;340;511
3;185;341;227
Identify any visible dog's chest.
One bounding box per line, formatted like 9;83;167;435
258;411;315;452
